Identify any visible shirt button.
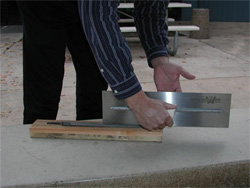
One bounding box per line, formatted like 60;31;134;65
114;90;118;94
100;69;104;73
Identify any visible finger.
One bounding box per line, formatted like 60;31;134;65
175;87;182;92
143;119;159;131
159;123;165;129
158;120;166;129
140;121;154;131
180;68;196;80
141;123;154;131
165;116;174;127
164;102;177;110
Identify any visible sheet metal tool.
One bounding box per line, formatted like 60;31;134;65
48;91;231;128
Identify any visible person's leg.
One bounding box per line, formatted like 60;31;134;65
66;5;108;120
17;1;67;124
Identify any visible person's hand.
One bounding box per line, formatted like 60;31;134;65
151;56;195;92
125;90;177;130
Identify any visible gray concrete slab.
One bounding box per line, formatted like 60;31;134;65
132;37;249;83
0;26;23;56
1;89;23;125
0;108;249;187
0;23;249;187
201;22;249;62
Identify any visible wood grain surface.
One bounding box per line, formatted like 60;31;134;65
29;120;163;142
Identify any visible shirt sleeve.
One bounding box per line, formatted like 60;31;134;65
134;0;169;68
77;0;142;99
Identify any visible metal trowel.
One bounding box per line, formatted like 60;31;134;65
48;91;231;128
102;91;231;128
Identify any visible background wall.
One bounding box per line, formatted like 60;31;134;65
181;0;250;22
1;0;249;27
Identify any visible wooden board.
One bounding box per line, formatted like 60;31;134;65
29;120;163;142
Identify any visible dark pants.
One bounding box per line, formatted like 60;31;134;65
17;1;108;124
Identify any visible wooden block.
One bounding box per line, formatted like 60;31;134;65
29;120;163;142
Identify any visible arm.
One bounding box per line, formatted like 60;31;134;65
134;0;169;67
77;0;141;99
78;0;176;130
134;0;195;92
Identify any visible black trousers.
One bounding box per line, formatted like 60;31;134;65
17;1;108;124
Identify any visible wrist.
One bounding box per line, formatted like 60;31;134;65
151;56;170;68
125;90;147;110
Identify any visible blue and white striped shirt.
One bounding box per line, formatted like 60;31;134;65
78;0;169;99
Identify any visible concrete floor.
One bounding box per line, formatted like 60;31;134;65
0;22;249;187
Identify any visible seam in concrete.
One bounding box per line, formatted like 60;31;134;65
0;38;22;55
199;40;250;63
0;26;8;30
141;76;250;83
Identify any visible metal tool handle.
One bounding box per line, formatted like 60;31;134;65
110;106;222;113
176;108;222;113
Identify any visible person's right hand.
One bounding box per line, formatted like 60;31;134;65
125;90;177;130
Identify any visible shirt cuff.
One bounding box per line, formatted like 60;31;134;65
110;74;142;100
146;46;168;68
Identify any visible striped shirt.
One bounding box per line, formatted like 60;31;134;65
78;0;169;99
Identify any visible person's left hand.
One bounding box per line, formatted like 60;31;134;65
151;56;196;92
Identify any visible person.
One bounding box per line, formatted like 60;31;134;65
77;0;196;130
17;1;108;124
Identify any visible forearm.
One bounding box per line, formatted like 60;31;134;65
77;0;141;99
134;0;169;67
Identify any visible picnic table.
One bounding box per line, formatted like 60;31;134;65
118;2;200;56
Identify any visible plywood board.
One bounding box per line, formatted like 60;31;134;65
29;120;163;142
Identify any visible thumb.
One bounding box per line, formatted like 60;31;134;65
164;102;177;110
180;67;196;80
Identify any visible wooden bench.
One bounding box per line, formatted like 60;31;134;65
118;2;192;9
120;25;199;33
118;18;175;23
118;2;200;56
120;26;200;56
118;3;176;23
